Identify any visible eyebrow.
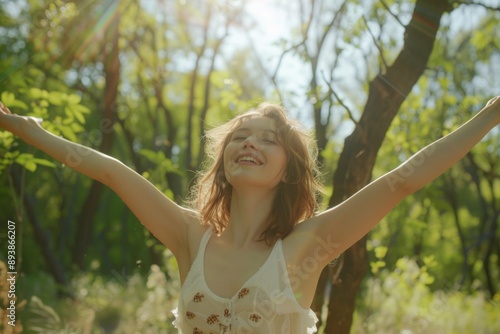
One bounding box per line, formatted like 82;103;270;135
233;127;277;135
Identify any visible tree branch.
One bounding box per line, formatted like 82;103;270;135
454;1;500;11
380;0;406;27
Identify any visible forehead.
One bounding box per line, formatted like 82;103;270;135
234;116;277;132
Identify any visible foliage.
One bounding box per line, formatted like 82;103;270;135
23;250;179;334
369;18;500;295
0;89;88;173
16;256;500;333
353;257;500;334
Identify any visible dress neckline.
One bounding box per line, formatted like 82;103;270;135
200;229;281;302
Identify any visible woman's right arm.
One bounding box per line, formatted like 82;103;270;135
0;102;193;257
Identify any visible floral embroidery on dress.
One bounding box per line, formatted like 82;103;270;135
193;328;203;334
249;313;262;322
238;288;250;299
193;292;204;302
186;311;195;319
224;308;230;317
207;314;220;324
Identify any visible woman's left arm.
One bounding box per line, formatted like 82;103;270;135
391;96;500;193
302;96;500;263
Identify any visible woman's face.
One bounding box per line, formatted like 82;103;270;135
223;116;287;191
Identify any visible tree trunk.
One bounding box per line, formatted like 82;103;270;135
73;13;121;268
10;168;70;297
314;0;451;332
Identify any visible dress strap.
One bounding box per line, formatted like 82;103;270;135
196;227;213;259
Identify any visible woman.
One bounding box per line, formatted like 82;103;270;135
0;97;499;333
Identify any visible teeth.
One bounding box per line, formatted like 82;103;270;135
238;156;258;164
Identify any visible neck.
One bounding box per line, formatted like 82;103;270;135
223;187;277;248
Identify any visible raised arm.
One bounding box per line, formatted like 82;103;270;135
0;102;193;257
299;96;500;263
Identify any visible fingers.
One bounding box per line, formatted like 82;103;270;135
0;101;12;114
486;96;500;107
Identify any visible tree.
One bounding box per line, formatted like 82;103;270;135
318;1;451;331
59;0;122;268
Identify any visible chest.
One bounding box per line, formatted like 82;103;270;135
203;242;274;299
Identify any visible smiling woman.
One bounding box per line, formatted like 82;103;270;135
175;102;323;333
191;103;322;246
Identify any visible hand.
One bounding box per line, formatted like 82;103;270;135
0;101;44;137
0;101;13;116
481;96;500;124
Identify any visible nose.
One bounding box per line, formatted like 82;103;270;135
242;135;258;149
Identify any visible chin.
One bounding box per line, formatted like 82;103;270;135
229;177;279;191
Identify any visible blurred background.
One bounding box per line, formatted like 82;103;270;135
0;0;499;333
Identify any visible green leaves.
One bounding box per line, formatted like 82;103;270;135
36;90;90;126
470;30;490;50
1;91;15;105
139;149;178;197
29;89;88;140
48;91;83;106
1;91;28;110
0;90;89;171
358;256;500;333
1;151;56;172
139;149;173;168
370;246;388;274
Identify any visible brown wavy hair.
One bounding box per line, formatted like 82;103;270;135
190;102;323;245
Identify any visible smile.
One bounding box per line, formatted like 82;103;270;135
235;153;263;165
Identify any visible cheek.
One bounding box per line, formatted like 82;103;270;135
273;149;288;173
223;144;234;167
223;144;242;180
